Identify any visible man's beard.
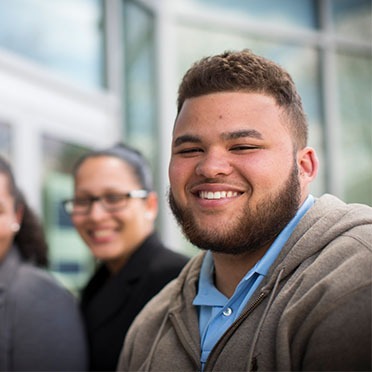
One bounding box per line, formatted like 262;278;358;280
168;161;301;255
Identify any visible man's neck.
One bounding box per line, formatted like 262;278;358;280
212;245;269;298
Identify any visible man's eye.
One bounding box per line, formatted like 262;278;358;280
231;145;259;151
104;194;126;204
177;147;203;155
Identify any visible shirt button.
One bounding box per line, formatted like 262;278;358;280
223;307;233;316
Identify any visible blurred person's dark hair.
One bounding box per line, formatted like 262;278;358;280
73;142;154;191
0;156;48;267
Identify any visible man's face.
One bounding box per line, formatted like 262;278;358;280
168;92;308;254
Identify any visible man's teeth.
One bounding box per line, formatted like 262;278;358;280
199;191;239;200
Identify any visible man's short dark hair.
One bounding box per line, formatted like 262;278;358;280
176;49;308;149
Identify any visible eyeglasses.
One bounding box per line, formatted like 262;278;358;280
62;190;149;215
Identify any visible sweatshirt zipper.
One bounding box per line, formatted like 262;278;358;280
204;291;267;371
205;266;286;372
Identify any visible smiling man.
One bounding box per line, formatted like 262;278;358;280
117;49;372;371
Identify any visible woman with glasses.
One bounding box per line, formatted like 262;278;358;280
0;156;87;371
64;143;189;372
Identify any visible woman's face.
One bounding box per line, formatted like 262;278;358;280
71;156;158;273
0;174;20;261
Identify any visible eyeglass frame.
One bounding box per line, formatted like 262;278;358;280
62;189;149;216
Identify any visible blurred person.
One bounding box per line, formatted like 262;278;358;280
117;49;372;371
0;155;88;371
63;143;189;371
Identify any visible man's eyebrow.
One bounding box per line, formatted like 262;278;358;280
173;130;263;147
173;134;201;147
221;129;263;140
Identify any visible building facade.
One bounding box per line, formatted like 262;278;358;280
0;0;370;291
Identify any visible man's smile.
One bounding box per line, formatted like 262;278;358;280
198;190;242;200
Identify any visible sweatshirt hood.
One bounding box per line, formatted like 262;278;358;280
264;193;372;289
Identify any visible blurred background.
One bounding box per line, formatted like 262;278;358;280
0;0;370;293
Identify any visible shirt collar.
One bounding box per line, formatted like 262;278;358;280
254;194;315;276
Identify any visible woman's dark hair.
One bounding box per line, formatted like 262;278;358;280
73;143;154;191
0;156;48;267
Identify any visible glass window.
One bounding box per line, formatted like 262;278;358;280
332;0;372;41
123;1;158;175
190;0;318;29
0;122;12;160
0;0;105;88
337;53;372;205
42;136;93;294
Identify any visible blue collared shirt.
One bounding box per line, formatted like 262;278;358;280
193;195;314;368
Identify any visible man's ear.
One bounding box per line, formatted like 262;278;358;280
298;146;319;183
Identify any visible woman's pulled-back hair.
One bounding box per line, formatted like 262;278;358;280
177;49;308;149
0;156;48;267
73;143;154;191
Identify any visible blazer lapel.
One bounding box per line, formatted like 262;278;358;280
81;237;158;330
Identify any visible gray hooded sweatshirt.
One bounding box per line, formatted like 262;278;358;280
118;194;372;371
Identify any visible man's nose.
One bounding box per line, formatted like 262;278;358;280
195;150;232;178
